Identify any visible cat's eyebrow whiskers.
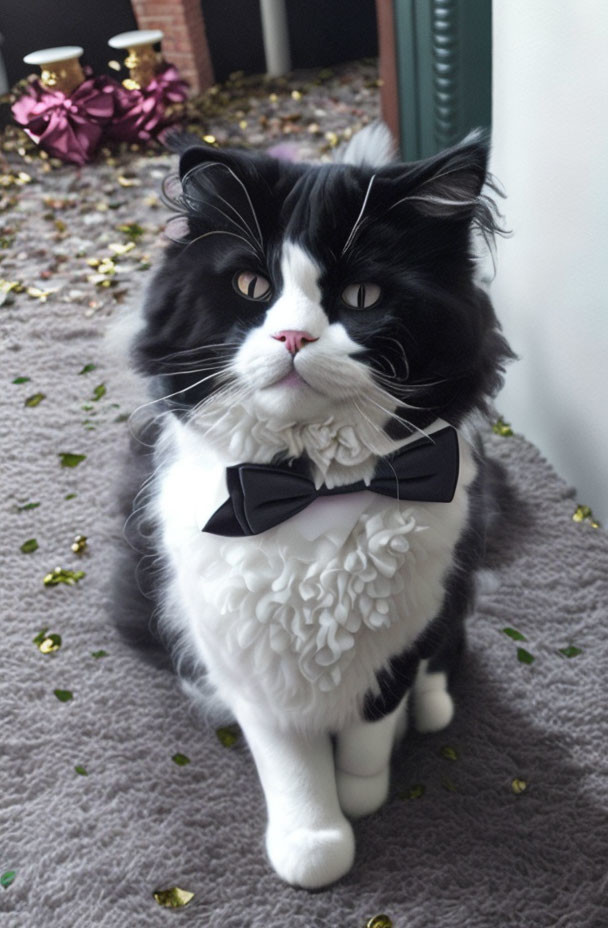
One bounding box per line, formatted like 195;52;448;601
341;173;377;257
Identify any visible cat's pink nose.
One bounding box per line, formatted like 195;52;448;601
271;330;318;355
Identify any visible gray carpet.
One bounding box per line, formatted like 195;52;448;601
2;66;607;928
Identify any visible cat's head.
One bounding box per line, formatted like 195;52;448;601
134;125;512;447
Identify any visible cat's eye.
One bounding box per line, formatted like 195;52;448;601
341;283;382;309
234;271;272;301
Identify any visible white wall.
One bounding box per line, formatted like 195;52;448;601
490;0;608;522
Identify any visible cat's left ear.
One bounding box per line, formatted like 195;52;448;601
378;130;490;222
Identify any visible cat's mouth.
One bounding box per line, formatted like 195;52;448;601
266;362;324;395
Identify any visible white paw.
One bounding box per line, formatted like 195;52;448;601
336;767;390;819
266;819;355;888
414;689;454;733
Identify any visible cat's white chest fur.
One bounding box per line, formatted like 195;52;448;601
153;414;477;731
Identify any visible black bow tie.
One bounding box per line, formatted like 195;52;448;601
202;425;459;537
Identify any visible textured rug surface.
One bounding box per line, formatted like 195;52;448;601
2;65;607;928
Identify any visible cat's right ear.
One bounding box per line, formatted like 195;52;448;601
171;146;266;254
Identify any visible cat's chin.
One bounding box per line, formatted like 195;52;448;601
253;376;333;422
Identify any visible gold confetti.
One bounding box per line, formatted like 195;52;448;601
108;241;135;256
117;175;141;188
291;89;302;101
24;393;45;407
216;724;240;748
572;504;601;528
399;784;425;800
268;93;278;103
40;635;62;654
492;417;514;437
153;887;194;908
324;130;339;147
33;628;62;653
43;567;85;587
118;222;144;241
440;745;459;761
0;278;24;294
238;119;248;130
71;534;88;555
27;286;58;302
366;916;393;928
108;60;121;71
512;777;527;795
202;134;217;145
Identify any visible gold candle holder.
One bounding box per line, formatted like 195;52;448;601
23;46;85;95
108;29;164;90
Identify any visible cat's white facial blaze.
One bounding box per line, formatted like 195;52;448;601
233;241;383;422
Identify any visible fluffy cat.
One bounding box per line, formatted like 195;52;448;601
114;123;513;889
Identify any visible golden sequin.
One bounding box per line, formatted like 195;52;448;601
152;887;194;908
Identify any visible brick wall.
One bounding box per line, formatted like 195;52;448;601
131;0;214;93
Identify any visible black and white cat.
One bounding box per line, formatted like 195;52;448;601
115;123;512;888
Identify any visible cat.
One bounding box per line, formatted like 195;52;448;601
114;122;513;889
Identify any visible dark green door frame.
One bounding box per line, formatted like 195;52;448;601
393;0;492;160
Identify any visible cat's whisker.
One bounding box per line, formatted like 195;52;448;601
184;161;264;249
341;173;376;256
129;368;234;421
183;230;260;256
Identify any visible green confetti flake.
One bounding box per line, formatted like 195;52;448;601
440;745;459;761
43;567;85;587
559;645;583;659
59;453;86;468
172;753;191;767
492;417;514;437
1;870;16;890
502;627;527;642
24;392;46;407
20;537;38;554
517;647;535;665
153;887;194;908
54;688;73;703
91;383;106;402
118;222;145;241
216;724;241;748
399;784;425;800
75;765;88;776
114;412;130;423
17;500;40;511
91;650;108;659
12;376;30;384
441;775;458;793
78;363;97;375
64;492;77;500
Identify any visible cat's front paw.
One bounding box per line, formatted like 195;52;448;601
336;766;390;819
266;819;355;888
